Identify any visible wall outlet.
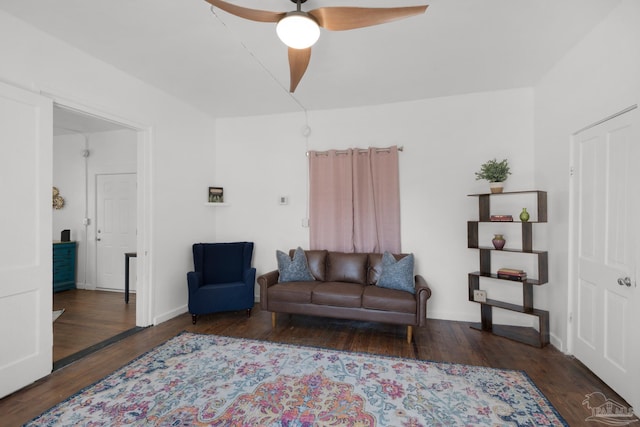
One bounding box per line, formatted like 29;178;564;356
279;196;289;205
473;290;487;303
301;218;309;228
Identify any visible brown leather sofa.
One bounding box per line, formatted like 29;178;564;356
257;250;431;343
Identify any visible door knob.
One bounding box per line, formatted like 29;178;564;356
96;237;101;242
617;277;632;287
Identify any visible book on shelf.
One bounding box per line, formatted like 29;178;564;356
490;215;513;222
497;273;527;282
497;268;525;275
497;268;527;281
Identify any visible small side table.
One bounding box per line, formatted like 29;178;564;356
124;252;137;304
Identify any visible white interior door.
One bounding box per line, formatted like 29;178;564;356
0;82;52;398
96;173;137;291
571;108;639;409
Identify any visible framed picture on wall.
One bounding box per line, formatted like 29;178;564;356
208;187;224;203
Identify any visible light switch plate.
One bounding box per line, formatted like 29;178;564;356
473;290;487;303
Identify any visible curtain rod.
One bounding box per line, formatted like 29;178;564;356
306;146;404;156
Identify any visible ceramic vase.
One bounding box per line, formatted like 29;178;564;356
492;234;506;250
519;208;530;222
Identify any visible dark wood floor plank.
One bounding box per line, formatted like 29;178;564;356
53;289;137;361
1;293;634;426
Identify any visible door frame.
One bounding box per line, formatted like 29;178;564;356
52;97;153;328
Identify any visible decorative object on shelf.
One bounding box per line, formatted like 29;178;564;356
519;208;530;222
492;234;506;250
52;186;65;210
490;215;513;222
208;187;224;203
475;158;511;193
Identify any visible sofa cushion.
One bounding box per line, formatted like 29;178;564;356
368;253;409;285
268;282;319;304
277;247;315;282
305;250;328;281
326;252;368;285
312;282;364;308
362;285;416;314
376;252;415;294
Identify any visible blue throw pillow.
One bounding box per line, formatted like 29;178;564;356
377;252;415;294
276;247;316;283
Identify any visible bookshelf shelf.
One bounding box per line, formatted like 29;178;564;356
468;190;549;347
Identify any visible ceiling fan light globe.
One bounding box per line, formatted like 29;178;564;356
276;12;320;49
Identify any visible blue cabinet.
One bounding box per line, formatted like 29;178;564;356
53;242;76;292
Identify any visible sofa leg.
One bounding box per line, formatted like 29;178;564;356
407;325;413;343
192;314;197;325
246;308;252;318
271;312;276;328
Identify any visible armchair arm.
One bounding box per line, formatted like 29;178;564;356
244;268;257;288
187;271;202;296
243;267;257;306
242;267;256;286
414;274;432;327
257;270;280;310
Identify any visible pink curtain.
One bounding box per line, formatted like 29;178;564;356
309;146;400;253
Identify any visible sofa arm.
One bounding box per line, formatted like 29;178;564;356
257;270;279;310
415;274;431;327
187;271;202;296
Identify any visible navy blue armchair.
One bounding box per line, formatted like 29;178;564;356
187;242;256;324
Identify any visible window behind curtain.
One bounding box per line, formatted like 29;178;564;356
308;146;401;253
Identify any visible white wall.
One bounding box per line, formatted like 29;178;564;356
534;0;640;350
215;88;536;324
52;134;85;243
0;10;217;325
53;129;137;291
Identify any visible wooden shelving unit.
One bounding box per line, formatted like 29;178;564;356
467;190;549;347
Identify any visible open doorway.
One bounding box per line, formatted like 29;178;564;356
52;105;142;366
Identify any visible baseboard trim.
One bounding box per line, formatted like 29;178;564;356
153;305;188;325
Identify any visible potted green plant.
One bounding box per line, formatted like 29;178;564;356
475;158;511;193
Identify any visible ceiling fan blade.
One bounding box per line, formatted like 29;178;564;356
204;0;285;23
288;47;312;93
309;5;427;31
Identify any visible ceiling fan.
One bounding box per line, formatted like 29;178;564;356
205;0;428;92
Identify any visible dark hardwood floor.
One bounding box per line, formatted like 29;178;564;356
1;293;634;426
53;289;137;362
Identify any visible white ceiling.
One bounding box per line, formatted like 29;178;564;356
0;0;620;120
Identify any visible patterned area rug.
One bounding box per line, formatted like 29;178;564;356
52;309;65;322
27;332;567;426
